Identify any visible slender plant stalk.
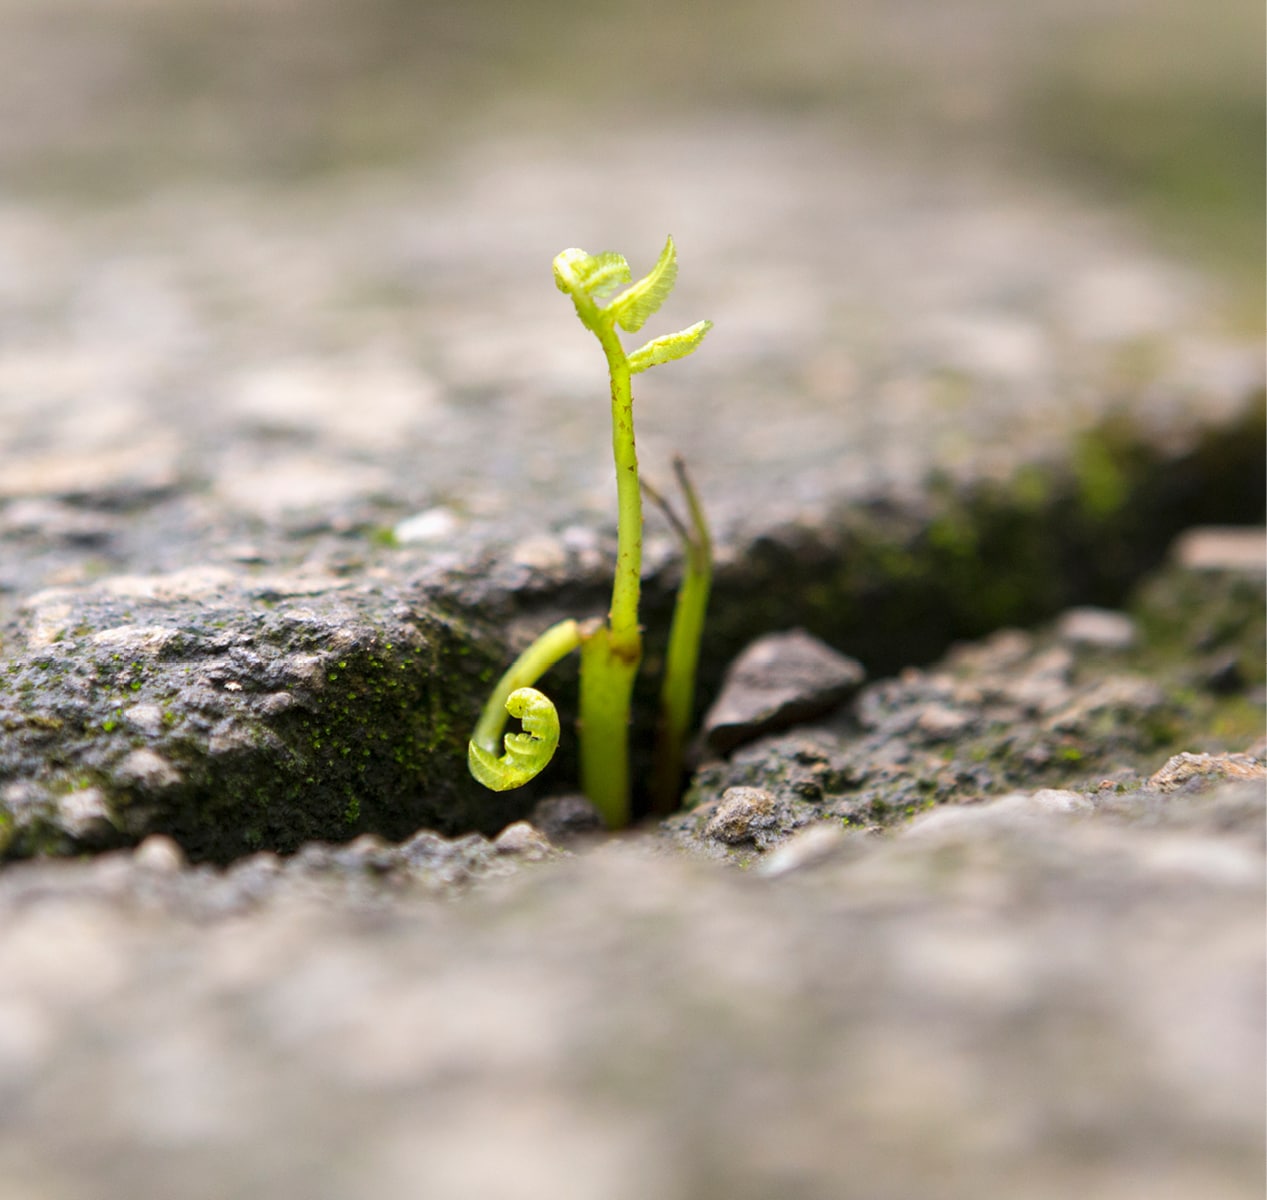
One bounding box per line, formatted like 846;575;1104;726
576;324;644;826
578;627;638;825
645;458;713;814
596;325;642;654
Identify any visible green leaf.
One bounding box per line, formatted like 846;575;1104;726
553;248;631;301
627;319;712;374
609;236;678;332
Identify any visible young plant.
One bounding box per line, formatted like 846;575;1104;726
467;237;712;827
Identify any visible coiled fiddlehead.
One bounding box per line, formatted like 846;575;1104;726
467;687;562;791
466;617;583;792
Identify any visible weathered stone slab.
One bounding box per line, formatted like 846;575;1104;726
0;567;520;860
0;765;1260;1200
0;7;1262;1198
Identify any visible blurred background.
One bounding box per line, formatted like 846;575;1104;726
1;0;1261;322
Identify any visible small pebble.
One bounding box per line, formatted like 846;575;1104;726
56;787;113;840
915;704;971;740
114;748;183;790
702;787;778;845
1055;606;1138;651
1148;752;1267;792
1172;526;1266;574
132;834;187;874
493;821;554;860
703;630;865;754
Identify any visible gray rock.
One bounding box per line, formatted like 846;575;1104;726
53;785;113;840
702;630;865;755
680;552;1264;857
0;540;1262;1198
530;794;606;844
701;786;782;844
1172;526;1266;574
1055;605;1139;650
0;0;1261;870
0;570;513;861
492;820;556;860
1149;751;1267;793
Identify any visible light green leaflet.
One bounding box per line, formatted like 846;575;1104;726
628;320;713;374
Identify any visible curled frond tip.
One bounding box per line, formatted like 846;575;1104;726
467;687;562;791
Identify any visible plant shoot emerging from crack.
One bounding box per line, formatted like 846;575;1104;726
467;237;712;827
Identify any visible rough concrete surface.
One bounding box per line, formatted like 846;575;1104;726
1;765;1262;1200
1;1;1264;1196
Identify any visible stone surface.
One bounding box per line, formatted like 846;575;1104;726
0;541;1262;1197
1149;751;1267;793
0;767;1261;1200
0;9;1262;1194
0;569;518;860
702;629;867;754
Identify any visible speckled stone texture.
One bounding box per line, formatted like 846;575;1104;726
1;2;1264;1195
1;765;1262;1200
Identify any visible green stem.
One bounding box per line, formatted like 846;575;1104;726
576;324;643;826
647;458;712;814
578;625;638;827
471;618;582;753
596;325;642;655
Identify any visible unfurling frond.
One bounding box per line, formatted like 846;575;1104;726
467;687;561;791
553;248;632;302
609;236;678;332
628;319;713;374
